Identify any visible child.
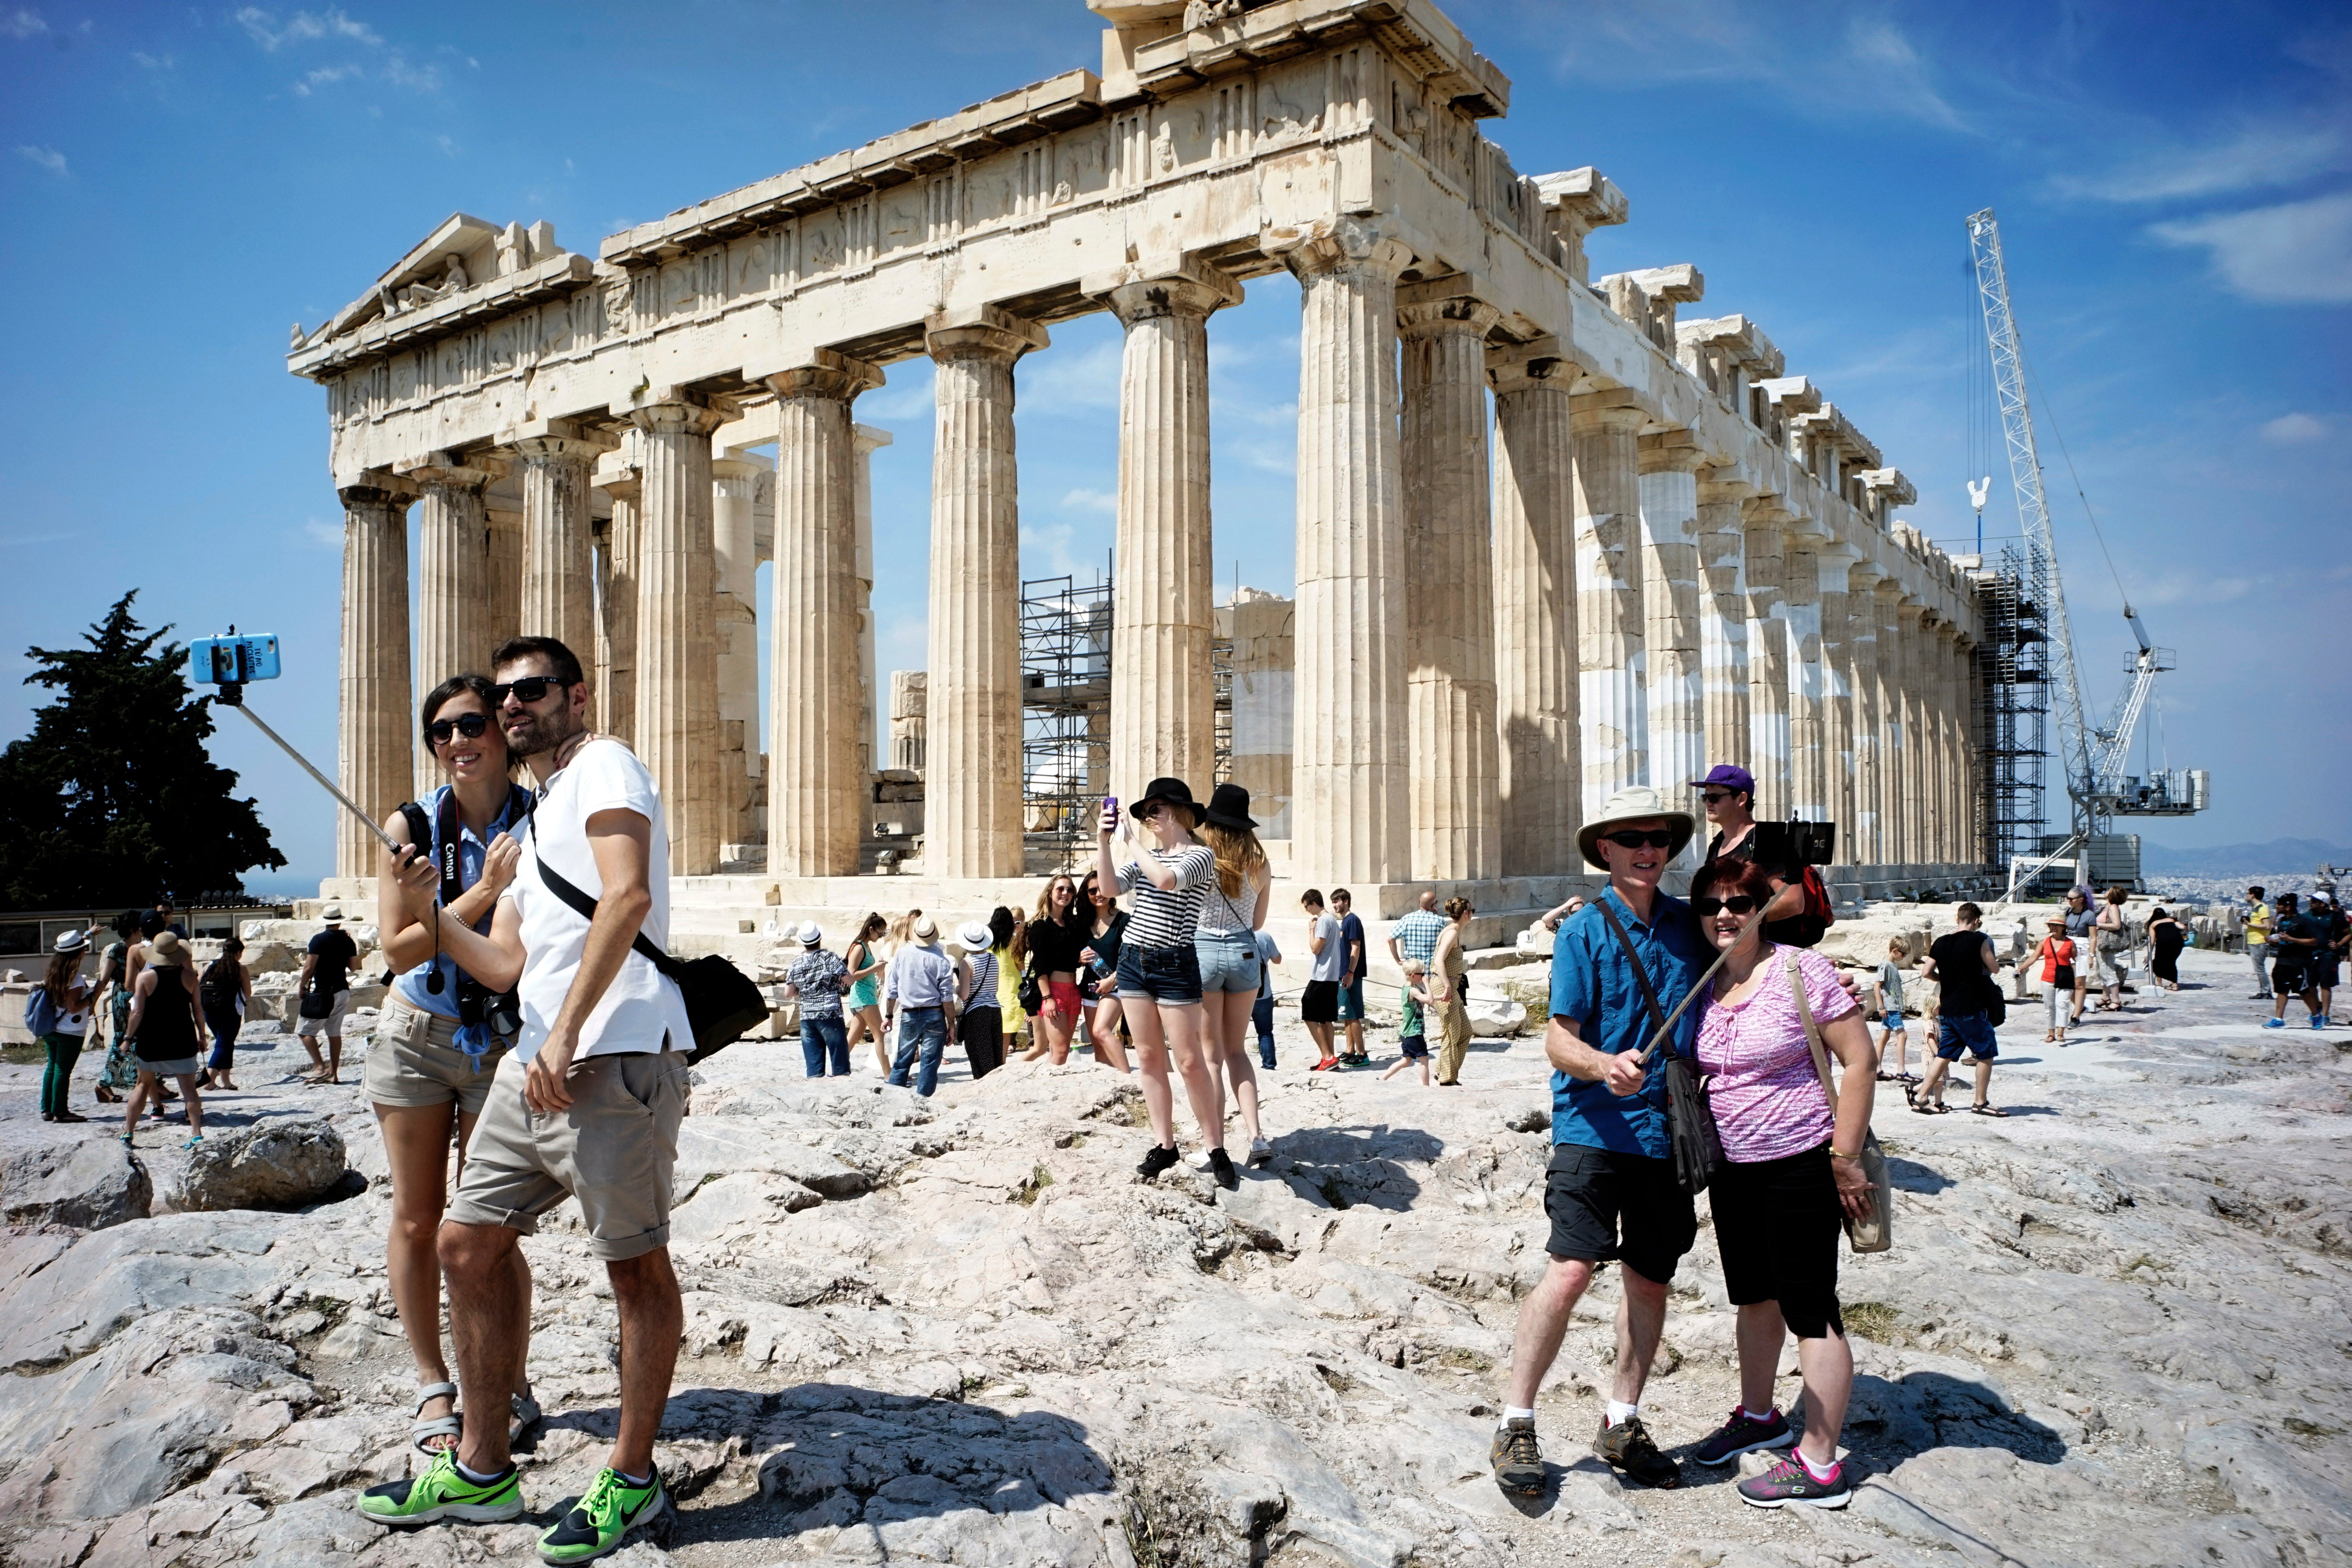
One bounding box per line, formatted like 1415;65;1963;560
2029;914;2076;1044
1380;961;1434;1085
1874;939;1915;1086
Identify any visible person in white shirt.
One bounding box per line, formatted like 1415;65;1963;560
366;637;686;1559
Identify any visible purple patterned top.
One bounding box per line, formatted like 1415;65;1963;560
1696;945;1859;1163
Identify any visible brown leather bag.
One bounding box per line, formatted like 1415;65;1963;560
1789;953;1892;1254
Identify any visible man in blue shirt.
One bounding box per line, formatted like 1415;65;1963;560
1494;785;1703;1497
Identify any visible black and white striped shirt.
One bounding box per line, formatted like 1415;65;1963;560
963;948;999;1012
1115;844;1217;948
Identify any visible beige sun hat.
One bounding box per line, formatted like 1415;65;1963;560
1576;784;1697;870
320;904;345;923
912;914;940;942
148;931;190;965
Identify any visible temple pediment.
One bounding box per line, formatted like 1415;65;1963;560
297;213;578;352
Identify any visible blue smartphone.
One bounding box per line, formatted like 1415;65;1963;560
190;633;282;685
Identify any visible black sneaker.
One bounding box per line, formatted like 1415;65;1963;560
1594;1415;1680;1489
1136;1144;1180;1180
1207;1148;1239;1191
1692;1405;1794;1466
1491;1417;1545;1495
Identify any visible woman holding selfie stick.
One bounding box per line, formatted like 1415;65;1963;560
1099;779;1237;1190
374;675;538;1457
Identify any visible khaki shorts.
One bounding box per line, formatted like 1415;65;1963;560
295;989;353;1036
446;1049;689;1261
365;993;505;1117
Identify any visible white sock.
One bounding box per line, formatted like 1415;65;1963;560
1499;1406;1536;1429
1797;1449;1840;1483
1606;1400;1639;1428
1741;1405;1777;1423
454;1458;510;1484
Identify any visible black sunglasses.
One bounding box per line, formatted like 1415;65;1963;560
1602;829;1677;849
489;676;570;706
427;712;491;746
1700;790;1736;804
1692;895;1761;917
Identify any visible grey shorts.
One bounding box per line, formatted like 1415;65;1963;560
136;1056;201;1079
365;993;505;1117
445;1048;690;1261
295;990;353;1036
1194;932;1262;994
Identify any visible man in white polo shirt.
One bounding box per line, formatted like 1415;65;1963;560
361;635;688;1565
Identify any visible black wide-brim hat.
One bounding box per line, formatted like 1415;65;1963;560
1131;776;1205;827
1201;782;1255;830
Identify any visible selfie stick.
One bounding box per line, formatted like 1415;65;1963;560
1633;909;1767;1064
215;683;405;856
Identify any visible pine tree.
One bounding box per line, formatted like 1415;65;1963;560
0;593;285;908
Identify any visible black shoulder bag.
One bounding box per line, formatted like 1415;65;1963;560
528;812;767;1064
1593;898;1726;1195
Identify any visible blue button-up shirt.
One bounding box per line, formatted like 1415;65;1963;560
883;943;958;1011
1548;886;1707;1157
393;784;529;1024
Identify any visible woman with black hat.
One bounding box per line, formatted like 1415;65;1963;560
1097;777;1237;1190
1195;782;1273;1168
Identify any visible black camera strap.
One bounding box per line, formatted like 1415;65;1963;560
526;808;683;980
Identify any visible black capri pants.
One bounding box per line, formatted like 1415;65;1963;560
1708;1141;1846;1340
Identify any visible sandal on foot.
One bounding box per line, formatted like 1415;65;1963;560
509;1389;542;1446
411;1381;462;1455
1970;1103;2010;1117
1910;1101;1950;1115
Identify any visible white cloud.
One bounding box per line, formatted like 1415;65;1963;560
291;63;357;94
16;143;65;173
1058;487;1117;514
237;7;382;52
2259;411;2329;443
436;133;458;156
383;51;439;91
2051;123;2350;204
2;7;46;38
132;50;173;70
1017;337;1120;413
301;518;343;549
2150;191;2352;303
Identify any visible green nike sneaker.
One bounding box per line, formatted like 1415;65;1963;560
537;1465;667;1563
357;1449;525;1526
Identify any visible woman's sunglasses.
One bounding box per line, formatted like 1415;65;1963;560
1692;895;1761;917
1602;829;1676;849
488;676;569;706
427;712;491;746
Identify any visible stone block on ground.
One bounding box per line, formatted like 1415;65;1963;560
167;1117;347;1212
2;1139;154;1230
1465;997;1527;1037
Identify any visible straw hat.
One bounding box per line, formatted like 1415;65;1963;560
320;904;345;923
955;921;992;953
912;914;939;942
149;931;190;965
1576;784;1696;871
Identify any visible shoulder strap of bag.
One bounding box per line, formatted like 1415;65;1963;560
527;807;678;978
1592;897;1675;1057
1788;950;1839;1111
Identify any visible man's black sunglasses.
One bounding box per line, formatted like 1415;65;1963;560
1602;829;1677;849
1693;895;1761;916
490;676;571;706
427;712;491;746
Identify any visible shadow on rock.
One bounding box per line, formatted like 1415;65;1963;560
1270;1124;1442;1211
1847;1369;2067;1470
1886;1157;1955;1195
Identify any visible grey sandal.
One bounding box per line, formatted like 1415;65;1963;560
410;1381;461;1454
509;1388;542;1445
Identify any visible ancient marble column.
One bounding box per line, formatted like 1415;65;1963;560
409;459;493;796
630;396;727;876
765;352;881;877
1399;290;1503;881
851;424;891;779
484;509;523;651
1742;500;1791;821
710;453;766;851
1277;218;1413;885
1105;269;1235;821
1781;521;1825;822
336;483;414;877
1846;563;1884;865
1489;344;1579;875
1896;603;1929;864
1572;397;1649;821
514;428;606;654
1696;470;1751;789
596;463;641;746
1817;545;1857;860
926;307;1045;879
1874;584;1906;863
1639;434;1705;868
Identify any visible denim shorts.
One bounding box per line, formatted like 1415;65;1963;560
1937;1012;1998;1061
1117;941;1203;1005
1194;931;1260;994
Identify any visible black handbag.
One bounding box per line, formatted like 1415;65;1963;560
1594;899;1725;1195
528;817;767;1064
1017;960;1043;1016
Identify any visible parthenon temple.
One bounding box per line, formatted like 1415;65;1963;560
291;0;1986;927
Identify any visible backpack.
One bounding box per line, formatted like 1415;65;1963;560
24;986;59;1036
1796;864;1835;929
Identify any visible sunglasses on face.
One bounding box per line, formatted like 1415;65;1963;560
427;712;491;747
489;676;569;707
1693;895;1761;917
1603;829;1677;849
1137;803;1164;820
1700;791;1735;805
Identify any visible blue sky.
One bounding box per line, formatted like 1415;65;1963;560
4;0;2347;896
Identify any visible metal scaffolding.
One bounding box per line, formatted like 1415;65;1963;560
1975;545;2052;883
1020;564;1112;863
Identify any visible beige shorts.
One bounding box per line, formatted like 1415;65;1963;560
365;993;505;1117
445;1049;689;1261
295;990;353;1036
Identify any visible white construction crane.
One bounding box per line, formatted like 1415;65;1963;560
1965;209;2205;891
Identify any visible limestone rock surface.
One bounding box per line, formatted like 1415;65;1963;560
168;1116;348;1212
1;1136;153;1230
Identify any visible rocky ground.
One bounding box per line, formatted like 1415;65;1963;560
1;934;2347;1568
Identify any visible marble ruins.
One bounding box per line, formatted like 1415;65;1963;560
289;0;1984;921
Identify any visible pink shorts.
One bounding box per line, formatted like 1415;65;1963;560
1041;980;1083;1021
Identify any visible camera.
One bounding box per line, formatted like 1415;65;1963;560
1750;817;1836;867
189;631;281;688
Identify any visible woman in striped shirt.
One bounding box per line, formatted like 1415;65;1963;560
1098;778;1236;1190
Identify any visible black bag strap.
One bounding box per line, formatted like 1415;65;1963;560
1592;897;1676;1059
528;807;679;979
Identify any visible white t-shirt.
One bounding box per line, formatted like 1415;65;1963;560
1310;913;1346;982
502;738;692;1063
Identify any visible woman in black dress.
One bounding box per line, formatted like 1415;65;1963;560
121;930;207;1148
2147;907;2186;991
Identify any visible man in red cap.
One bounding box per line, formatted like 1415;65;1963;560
1691;765;1822;948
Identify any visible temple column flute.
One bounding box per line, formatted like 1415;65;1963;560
1488;342;1579;874
406;457;495;798
1103;267;1237;820
1638;434;1706;870
593;457;640;745
1943;625;1969;863
1572;396;1649;821
925;307;1046;879
1399;288;1504;881
1873;583;1906;864
1696;469;1752;789
1845;562;1884;866
485;509;522;652
1896;602;1930;864
336;481;415;877
512;423;612;656
1742;499;1792;820
1781;519;1826;822
1274;217;1414;885
1817;543;1857;861
711;452;767;850
765;351;882;877
629;393;728;876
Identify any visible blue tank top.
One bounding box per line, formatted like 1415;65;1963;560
393;785;527;1020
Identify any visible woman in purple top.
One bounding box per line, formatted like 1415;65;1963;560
1684;858;1879;1512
